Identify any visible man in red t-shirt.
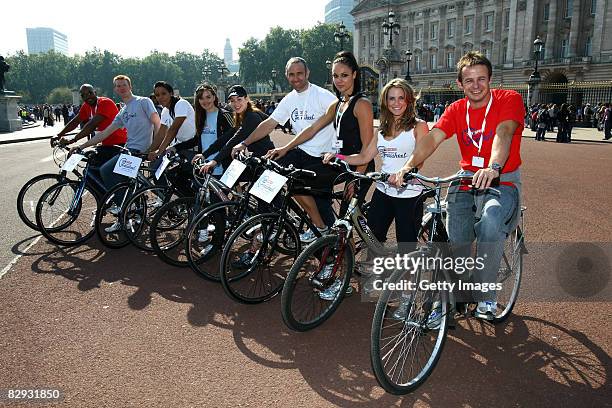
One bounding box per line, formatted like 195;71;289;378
53;84;127;164
394;51;525;321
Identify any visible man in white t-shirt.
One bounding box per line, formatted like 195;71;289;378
231;57;337;227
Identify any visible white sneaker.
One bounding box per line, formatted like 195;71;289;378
300;226;329;243
150;196;164;209
392;295;413;320
425;301;443;330
198;229;209;243
474;301;497;321
104;220;122;233
318;278;353;301
107;204;120;216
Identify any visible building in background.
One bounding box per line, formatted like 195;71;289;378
352;0;612;104
26;27;68;55
223;38;240;75
325;0;358;32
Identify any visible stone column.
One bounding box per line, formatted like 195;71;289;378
591;0;605;57
456;1;465;64
545;0;558;59
568;0;583;57
506;0;518;65
523;0;538;61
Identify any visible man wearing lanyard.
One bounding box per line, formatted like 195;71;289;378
394;51;525;320
231;57;337;230
53;83;127;165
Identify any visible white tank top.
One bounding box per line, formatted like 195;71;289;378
376;128;423;198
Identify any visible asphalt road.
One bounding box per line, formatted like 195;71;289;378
0;133;610;407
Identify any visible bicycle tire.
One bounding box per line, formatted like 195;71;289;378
151;196;196;267
370;250;449;395
492;226;524;323
17;173;63;231
94;182;133;249
122;185;175;251
220;213;300;304
35;180;99;246
281;233;354;332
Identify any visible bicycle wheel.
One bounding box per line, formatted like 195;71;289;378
17;173;63;231
151;196;197;267
123;185;175;251
220;213;299;304
95;182;133;249
185;201;248;280
281;233;354;332
492;226;524;323
370;250;449;395
35;181;99;246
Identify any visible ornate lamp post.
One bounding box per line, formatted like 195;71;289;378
326;59;332;88
405;49;413;82
382;10;400;49
527;37;545;106
217;63;229;101
530;37;544;80
334;21;350;51
202;66;211;82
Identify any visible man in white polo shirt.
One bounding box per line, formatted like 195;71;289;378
232;57;337;232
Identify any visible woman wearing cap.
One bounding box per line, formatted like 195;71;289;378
172;83;235;175
200;85;274;174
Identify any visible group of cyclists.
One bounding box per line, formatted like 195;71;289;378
49;49;524;323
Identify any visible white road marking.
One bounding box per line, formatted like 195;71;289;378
0;235;43;279
39;155;55;163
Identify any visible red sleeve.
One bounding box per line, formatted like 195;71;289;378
434;101;459;139
95;98;117;120
77;104;90;121
496;90;525;126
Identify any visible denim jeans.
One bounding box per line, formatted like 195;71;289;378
446;185;519;302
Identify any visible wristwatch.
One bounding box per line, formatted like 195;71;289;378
489;162;503;172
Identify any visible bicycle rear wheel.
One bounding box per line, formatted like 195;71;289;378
95;182;133;249
35;181;99;246
492;225;524;323
281;233;354;332
370;250;449;395
123;185;175;251
220;213;299;304
17;173;63;231
150;196;195;267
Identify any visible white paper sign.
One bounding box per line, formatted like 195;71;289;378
249;170;288;204
155;155;171;180
61;153;85;172
113;153;142;178
220;159;247;188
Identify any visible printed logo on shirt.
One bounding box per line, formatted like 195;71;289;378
377;146;408;159
202;125;216;135
121;111;137;123
459;128;495;147
290;108;315;122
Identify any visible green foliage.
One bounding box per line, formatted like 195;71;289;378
47;87;74;104
4;23;351;103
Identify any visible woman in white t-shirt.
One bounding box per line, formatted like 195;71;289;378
148;81;196;161
324;78;429;246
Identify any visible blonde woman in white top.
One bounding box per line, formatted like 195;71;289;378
324;78;428;246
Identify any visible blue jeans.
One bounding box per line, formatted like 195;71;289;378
446;185;519;302
100;153;130;205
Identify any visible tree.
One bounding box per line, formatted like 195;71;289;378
262;27;302;92
301;23;352;88
47;87;74;104
238;38;266;89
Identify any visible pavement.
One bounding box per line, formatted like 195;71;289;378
2;119;611;145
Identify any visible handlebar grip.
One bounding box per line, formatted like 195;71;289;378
299;169;317;179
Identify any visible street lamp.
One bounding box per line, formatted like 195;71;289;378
382;10;401;49
326;59;332;87
405;49;413;82
530;37;544;80
334;21;350;51
202;66;211;82
271;68;277;101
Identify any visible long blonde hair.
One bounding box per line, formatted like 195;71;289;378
378;78;419;137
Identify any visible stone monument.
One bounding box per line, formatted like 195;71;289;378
0;55;23;132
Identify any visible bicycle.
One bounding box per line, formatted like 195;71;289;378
218;158;334;304
369;170;526;395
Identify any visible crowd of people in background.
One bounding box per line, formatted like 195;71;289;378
526;101;612;141
16;103;82;127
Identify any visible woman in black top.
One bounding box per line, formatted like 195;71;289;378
201;85;274;174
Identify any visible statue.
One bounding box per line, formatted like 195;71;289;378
0;56;9;92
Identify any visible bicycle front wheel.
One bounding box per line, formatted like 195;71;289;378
35;181;99;246
281;233;354;332
220;213;299;304
370;251;449;395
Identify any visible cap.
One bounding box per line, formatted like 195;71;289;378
227;85;247;100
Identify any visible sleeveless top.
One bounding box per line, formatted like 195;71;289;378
333;92;366;156
376;128;423;198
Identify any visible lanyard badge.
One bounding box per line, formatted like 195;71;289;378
466;94;493;168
